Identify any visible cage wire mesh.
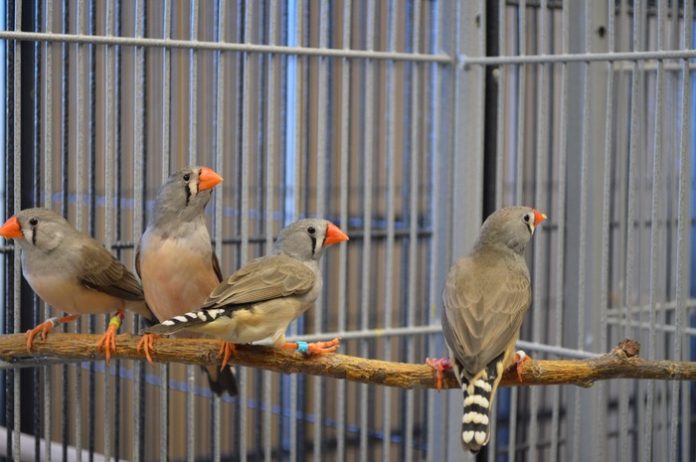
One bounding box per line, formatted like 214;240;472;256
0;0;695;461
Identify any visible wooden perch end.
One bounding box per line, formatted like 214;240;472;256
0;334;693;389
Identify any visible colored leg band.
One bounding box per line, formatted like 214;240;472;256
296;341;309;354
108;315;122;328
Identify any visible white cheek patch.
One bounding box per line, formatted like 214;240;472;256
189;181;198;196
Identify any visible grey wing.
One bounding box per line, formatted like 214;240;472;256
442;258;531;375
77;240;145;301
201;254;316;309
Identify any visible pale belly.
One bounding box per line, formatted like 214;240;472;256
194;298;304;345
24;272;123;315
140;242;220;321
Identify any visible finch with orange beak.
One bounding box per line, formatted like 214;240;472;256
0;208;154;362
134;166;239;397
144;219;349;364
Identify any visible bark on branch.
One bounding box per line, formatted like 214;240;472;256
0;335;692;389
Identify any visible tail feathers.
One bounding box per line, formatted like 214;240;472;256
458;357;502;453
203;364;239;397
142;307;232;336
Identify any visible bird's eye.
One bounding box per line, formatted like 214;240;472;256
307;226;316;235
183;173;191;182
29;217;38;226
523;214;531;223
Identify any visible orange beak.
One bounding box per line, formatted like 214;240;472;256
0;216;23;239
323;222;349;247
198;167;224;191
533;210;547;226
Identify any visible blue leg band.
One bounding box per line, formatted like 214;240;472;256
296;341;309;354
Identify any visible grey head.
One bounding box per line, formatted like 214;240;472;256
149;166;223;228
0;208;79;255
474;206;547;255
273;218;349;262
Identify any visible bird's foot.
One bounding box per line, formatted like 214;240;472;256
25;314;79;351
510;350;531;382
307;337;340;355
217;341;236;370
136;333;160;364
96;311;124;364
283;337;341;355
425;357;452;390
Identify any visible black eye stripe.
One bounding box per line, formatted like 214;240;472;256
185;182;192;206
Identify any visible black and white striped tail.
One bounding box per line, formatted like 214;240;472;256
143;307;233;335
457;357;501;453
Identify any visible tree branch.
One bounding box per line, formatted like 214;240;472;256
0;335;692;389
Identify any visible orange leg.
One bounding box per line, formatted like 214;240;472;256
217;341;237;370
25;314;80;351
282;337;341;355
136;333;160;365
509;350;531;382
96;310;125;364
425;357;452;390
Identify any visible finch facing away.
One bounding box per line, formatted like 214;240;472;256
430;206;546;453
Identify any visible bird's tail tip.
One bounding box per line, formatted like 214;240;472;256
203;364;239;397
140;322;179;336
140;310;207;336
460;377;494;453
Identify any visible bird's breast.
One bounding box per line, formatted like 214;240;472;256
139;237;220;321
23;271;123;315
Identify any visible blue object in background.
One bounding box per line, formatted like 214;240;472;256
688;22;696;462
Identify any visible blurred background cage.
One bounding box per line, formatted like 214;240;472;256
0;0;695;461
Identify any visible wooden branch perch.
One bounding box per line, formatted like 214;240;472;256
0;334;693;389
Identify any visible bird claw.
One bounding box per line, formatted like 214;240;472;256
25;321;55;352
25;314;80;352
307;337;341;355
511;350;531;382
136;333;159;365
217;341;236;370
282;337;341;355
96;326;118;364
96;312;124;365
426;357;452;390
